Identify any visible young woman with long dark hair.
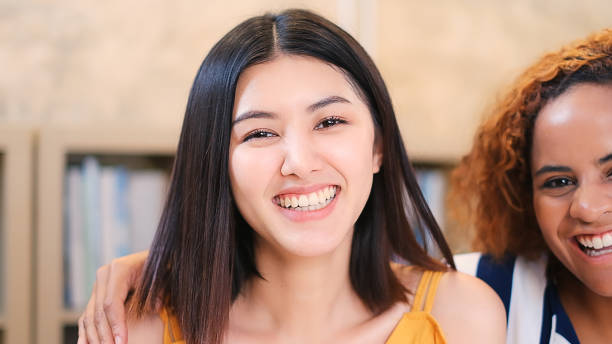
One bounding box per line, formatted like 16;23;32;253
77;9;505;344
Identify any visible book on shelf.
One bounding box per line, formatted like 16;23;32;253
128;169;167;253
65;166;85;310
415;168;447;229
82;157;102;309
414;167;448;256
63;156;168;310
100;166;130;266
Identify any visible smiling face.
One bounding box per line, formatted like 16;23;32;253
531;83;612;296
229;55;382;258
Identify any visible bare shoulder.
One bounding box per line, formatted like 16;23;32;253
127;311;164;344
432;271;506;344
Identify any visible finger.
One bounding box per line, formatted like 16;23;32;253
94;266;114;343
105;251;149;343
77;315;87;344
83;284;101;344
103;260;133;344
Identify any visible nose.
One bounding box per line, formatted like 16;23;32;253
569;180;612;224
280;132;322;178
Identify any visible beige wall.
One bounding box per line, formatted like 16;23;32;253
375;0;611;160
0;0;342;126
1;0;611;159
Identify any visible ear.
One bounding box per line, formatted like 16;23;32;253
372;136;383;174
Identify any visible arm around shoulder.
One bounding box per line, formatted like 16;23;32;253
432;271;506;344
126;312;164;344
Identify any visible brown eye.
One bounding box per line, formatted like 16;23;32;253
244;129;276;142
542;177;575;189
314;116;346;130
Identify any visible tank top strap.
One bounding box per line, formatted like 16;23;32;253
160;308;184;343
411;270;432;312
411;270;443;313
423;271;443;313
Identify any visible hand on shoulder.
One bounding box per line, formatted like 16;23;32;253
433;270;506;344
126;311;164;344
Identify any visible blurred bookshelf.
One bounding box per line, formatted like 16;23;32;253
35;125;179;344
0;124;34;344
31;124;467;344
413;162;471;255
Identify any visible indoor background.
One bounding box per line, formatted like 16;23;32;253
0;0;610;343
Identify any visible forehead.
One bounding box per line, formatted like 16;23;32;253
532;83;612;164
233;55;365;116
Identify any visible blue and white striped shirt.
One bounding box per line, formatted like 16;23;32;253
455;253;580;344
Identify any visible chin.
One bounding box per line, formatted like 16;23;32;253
276;229;353;259
286;238;347;258
581;274;612;297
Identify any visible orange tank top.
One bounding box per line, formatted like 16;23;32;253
160;270;447;343
385;270;447;343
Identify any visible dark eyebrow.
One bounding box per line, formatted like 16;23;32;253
307;96;351;113
534;165;572;177
232;111;275;126
233;96;350;126
598;153;612;165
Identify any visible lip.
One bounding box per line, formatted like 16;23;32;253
572;228;612;238
275;184;338;197
276;187;340;222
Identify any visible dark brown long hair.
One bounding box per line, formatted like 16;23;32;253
134;9;454;344
449;28;612;259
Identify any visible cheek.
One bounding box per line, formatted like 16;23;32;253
230;146;280;206
323;129;374;168
533;192;570;243
319;131;376;199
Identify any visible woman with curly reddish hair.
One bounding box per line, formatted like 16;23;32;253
452;28;612;344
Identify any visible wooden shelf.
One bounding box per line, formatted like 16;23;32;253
0;124;34;344
60;310;81;325
36;124;179;344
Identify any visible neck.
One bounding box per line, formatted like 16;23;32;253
230;232;371;342
558;268;612;343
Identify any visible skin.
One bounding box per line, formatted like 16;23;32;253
229;54;382;260
226;54;383;342
531;83;612;343
78;55;506;344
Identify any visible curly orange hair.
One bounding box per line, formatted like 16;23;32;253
449;28;612;259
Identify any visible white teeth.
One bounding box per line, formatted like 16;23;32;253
593;237;604;249
577;232;612;251
587;247;612;257
298;195;308;207
578;236;594;248
308;193;318;205
277;186;337;210
323;187;331;199
317;190;325;204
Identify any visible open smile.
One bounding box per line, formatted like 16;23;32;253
274;186;338;212
575;230;612;257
